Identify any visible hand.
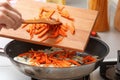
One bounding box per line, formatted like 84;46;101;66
0;1;22;30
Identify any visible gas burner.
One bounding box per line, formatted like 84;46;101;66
31;75;90;80
100;50;120;80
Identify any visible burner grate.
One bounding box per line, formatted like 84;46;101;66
31;75;90;80
100;50;120;80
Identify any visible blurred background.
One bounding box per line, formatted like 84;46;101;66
0;0;120;59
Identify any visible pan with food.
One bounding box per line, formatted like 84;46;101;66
0;37;109;80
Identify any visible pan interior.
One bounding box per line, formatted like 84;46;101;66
4;37;109;61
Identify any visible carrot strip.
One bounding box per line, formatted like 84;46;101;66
23;5;76;43
38;26;49;38
67;59;81;66
35;26;46;35
40;35;49;42
82;56;97;64
59;27;67;37
84;60;96;64
49;27;60;38
28;25;35;39
60;10;70;18
39;7;44;18
60;24;68;32
22;24;28;28
66;23;75;35
17;49;97;67
55;36;64;44
45;10;55;19
57;5;65;12
43;7;51;12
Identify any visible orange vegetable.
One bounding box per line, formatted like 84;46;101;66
69;23;75;34
22;5;75;43
38;26;49;38
60;24;68;32
22;24;28;28
55;36;64;44
59;28;67;37
44;10;55;19
67;59;81;66
57;5;65;12
60;10;70;18
35;26;47;35
17;49;97;67
82;55;97;64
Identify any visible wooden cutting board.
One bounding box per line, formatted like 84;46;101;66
0;0;98;52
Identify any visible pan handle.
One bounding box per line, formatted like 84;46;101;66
0;48;6;57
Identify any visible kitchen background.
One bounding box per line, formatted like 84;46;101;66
0;0;120;80
0;0;119;59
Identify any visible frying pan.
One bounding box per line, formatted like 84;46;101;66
0;37;109;80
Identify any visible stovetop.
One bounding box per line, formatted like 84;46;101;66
99;50;120;80
31;75;90;80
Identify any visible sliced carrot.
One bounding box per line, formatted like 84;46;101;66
67;59;81;66
23;5;76;43
22;24;28;28
55;36;64;44
28;25;35;39
60;10;70;18
38;26;49;38
39;7;44;14
35;26;46;35
45;10;55;19
35;24;41;30
43;7;51;12
84;60;96;64
66;23;75;35
40;35;49;42
59;10;74;21
49;27;60;38
60;24;68;32
57;5;65;12
26;28;30;33
59;27;67;37
39;7;44;18
64;16;74;21
18;49;97;67
82;56;97;64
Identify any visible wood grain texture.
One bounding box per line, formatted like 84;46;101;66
88;0;109;32
0;0;98;52
114;0;120;31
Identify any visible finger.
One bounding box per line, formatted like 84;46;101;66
0;7;21;22
0;7;22;29
0;1;21;17
13;20;22;30
0;11;15;29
